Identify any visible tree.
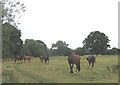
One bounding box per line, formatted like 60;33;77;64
83;31;110;55
23;39;48;57
106;47;118;55
1;0;26;27
2;0;26;58
2;23;23;58
75;47;84;56
51;41;69;56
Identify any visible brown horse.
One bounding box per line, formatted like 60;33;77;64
68;53;80;73
40;56;49;63
24;55;31;62
15;56;23;64
40;56;44;62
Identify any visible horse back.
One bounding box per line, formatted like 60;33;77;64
68;53;80;64
40;56;44;59
24;56;30;59
87;56;95;62
17;56;20;59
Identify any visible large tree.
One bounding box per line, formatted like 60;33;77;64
2;0;26;58
22;39;48;57
83;31;110;55
2;23;23;58
74;47;84;56
51;41;69;56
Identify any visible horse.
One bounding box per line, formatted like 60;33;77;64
40;56;44;62
44;56;49;63
86;55;96;67
40;56;49;63
15;56;23;64
68;53;80;73
24;55;31;62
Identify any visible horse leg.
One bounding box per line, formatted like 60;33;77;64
70;64;73;73
18;59;19;64
71;64;74;73
45;59;47;63
20;59;23;64
76;62;80;72
47;59;49;64
89;62;91;66
77;62;80;72
92;62;94;67
15;59;16;63
29;58;31;63
69;64;72;73
24;58;25;63
76;67;78;72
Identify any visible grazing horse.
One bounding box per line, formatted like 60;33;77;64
40;56;44;62
44;56;49;63
40;56;49;63
68;53;80;73
15;56;23;64
24;55;31;62
86;55;96;67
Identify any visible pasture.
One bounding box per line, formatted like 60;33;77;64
2;55;118;83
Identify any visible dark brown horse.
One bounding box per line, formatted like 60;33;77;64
86;55;95;67
40;56;49;63
68;53;80;73
15;56;23;64
24;55;31;62
40;56;44;62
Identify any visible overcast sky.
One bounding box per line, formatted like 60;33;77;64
18;0;119;49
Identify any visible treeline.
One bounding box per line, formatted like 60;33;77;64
2;23;119;58
2;23;120;59
48;41;119;56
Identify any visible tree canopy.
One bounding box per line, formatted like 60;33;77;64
51;41;69;56
75;47;84;56
2;0;25;58
22;39;48;57
83;31;110;55
2;23;23;58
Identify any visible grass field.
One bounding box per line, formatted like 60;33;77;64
2;55;118;83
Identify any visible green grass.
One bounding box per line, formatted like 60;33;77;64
2;55;118;83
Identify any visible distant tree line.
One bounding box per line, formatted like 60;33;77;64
2;23;119;58
3;24;120;58
48;41;119;56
